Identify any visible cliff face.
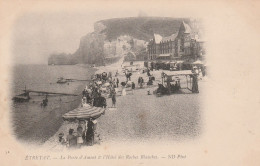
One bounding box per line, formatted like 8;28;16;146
48;17;190;65
74;32;106;64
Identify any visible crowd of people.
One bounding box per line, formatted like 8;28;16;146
58;61;204;149
81;71;121;108
58;119;100;148
58;71;123;149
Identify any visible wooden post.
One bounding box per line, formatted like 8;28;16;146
186;75;188;89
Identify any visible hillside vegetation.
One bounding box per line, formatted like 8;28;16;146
99;17;189;41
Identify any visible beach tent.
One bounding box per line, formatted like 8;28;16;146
63;104;106;121
161;70;199;93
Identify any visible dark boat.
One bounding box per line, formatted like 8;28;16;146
12;96;30;103
12;91;30;103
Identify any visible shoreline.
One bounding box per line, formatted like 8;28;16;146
42;58;125;149
35;66;98;143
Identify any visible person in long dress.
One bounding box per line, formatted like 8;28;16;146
66;129;77;148
86;119;94;146
76;126;84;148
191;75;199;93
131;82;135;94
116;78;119;88
112;93;116;107
122;87;126;96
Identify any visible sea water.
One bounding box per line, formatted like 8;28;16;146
10;64;96;144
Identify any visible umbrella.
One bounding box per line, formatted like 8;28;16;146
63;104;106;120
104;82;110;86
86;89;92;93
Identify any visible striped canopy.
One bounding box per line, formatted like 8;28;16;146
63;104;106;120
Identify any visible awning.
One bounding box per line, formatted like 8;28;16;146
158;54;171;57
193;60;203;65
63;104;106;120
163;70;195;76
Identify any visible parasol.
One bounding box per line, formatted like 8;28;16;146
63;104;106;120
104;82;110;87
86;89;92;93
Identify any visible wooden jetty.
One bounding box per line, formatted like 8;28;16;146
23;90;78;96
13;89;78;103
57;77;91;84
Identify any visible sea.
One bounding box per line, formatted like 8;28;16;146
10;64;96;145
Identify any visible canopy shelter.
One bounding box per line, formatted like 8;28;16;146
161;70;199;93
63;104;106;121
123;64;140;67
162;70;195;76
158;54;171;57
156;54;171;60
123;64;141;72
192;60;203;65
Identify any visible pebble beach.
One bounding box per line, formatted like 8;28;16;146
43;58;205;150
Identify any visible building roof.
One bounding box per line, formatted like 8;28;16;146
154;34;163;44
161;33;177;42
182;21;192;34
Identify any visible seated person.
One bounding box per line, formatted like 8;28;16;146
66;129;77;148
58;133;66;145
147;77;153;85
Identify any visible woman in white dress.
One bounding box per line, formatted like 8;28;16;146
122;86;126;96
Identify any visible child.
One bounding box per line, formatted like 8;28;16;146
131;82;135;94
112;92;116;108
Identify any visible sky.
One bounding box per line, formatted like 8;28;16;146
12;10;148;64
11;0;208;65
